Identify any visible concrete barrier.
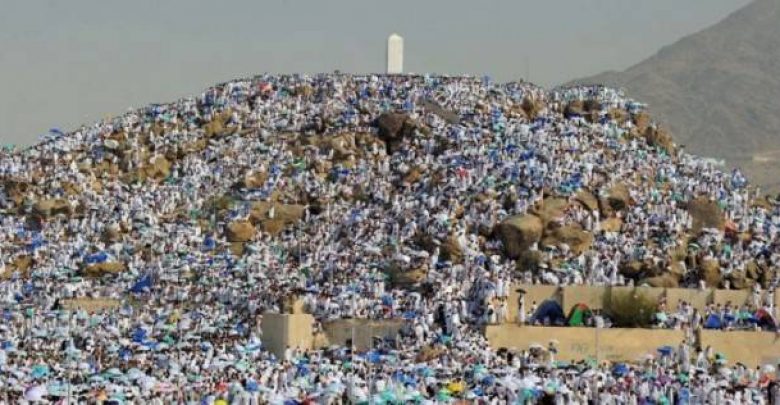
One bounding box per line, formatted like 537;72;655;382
506;284;778;325
561;285;607;310
665;288;711;312
60;298;120;311
320;318;406;350
260;314;779;367
485;325;685;363
712;289;752;307
261;312;315;358
700;330;780;367
509;284;559;322
609;285;665;306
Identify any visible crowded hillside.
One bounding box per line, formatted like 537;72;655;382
0;74;778;402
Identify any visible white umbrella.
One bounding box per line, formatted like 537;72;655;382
24;384;47;402
138;375;156;391
520;376;539;389
126;368;145;380
498;376;520;390
104;139;120;150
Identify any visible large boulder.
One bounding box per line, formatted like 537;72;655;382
724;269;752;290
632;112;651;133
2;180;31;205
575;190;599;212
102;223;123;243
308;132;360;162
751;196;773;211
600;217;623;233
83;262;126;278
620;260;644;280
606;183;630;212
312;159;333;176
440;235;464;264
521;97;544;120
249;202;305;236
376;112;417;152
669;261;687;279
564;100;585;117
745;261;764;281
386;264;427;288
515;250;544;274
641;274;680;288
644;127;675;154
541;226;593;255
225;221;255;242
2;256;33;279
415;345;444;362
699;259;722;288
607;108;629;124
686;197;725;233
61;182;82;196
564;99;599;122
403;167;424;185
142;155;171;181
293;84;314;98
236;171;268;189
497;215;543;259
532;197;569;229
204;110;235;138
33;199;72;218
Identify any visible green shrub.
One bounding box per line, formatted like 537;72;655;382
604;289;657;328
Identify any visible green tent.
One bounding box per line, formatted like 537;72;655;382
566;303;593;327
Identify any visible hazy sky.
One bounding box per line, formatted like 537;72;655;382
1;0;751;145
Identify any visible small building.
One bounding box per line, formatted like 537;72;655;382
386;33;404;74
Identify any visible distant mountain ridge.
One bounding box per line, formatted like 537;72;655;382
569;0;780;192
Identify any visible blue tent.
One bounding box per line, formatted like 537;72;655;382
129;275;153;294
657;346;674;356
531;300;565;325
366;351;382;364
131;328;147;343
704;314;722;329
85;252;109;264
612;363;629;377
203;235;216;251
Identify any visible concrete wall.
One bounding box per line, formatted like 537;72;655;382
485;325;780;367
61;298;120;311
260;313;779;367
261;312;315;358
561;285;607;310
665;288;711;312
485;325;685;364
699;330;780;367
508;284;778;323
712;289;752;307
320;319;406;351
509;284;559;321
610;286;665;306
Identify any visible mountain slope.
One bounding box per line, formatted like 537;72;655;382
570;0;780;191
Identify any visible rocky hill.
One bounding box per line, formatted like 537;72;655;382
1;74;776;296
1;73;779;400
570;0;780;192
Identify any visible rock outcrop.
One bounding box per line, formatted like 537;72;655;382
497;215;543;259
225;221;255;242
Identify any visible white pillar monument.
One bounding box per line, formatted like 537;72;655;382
386;33;404;74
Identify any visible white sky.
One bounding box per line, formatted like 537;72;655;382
0;0;752;145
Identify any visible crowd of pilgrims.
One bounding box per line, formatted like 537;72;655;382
0;73;778;402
